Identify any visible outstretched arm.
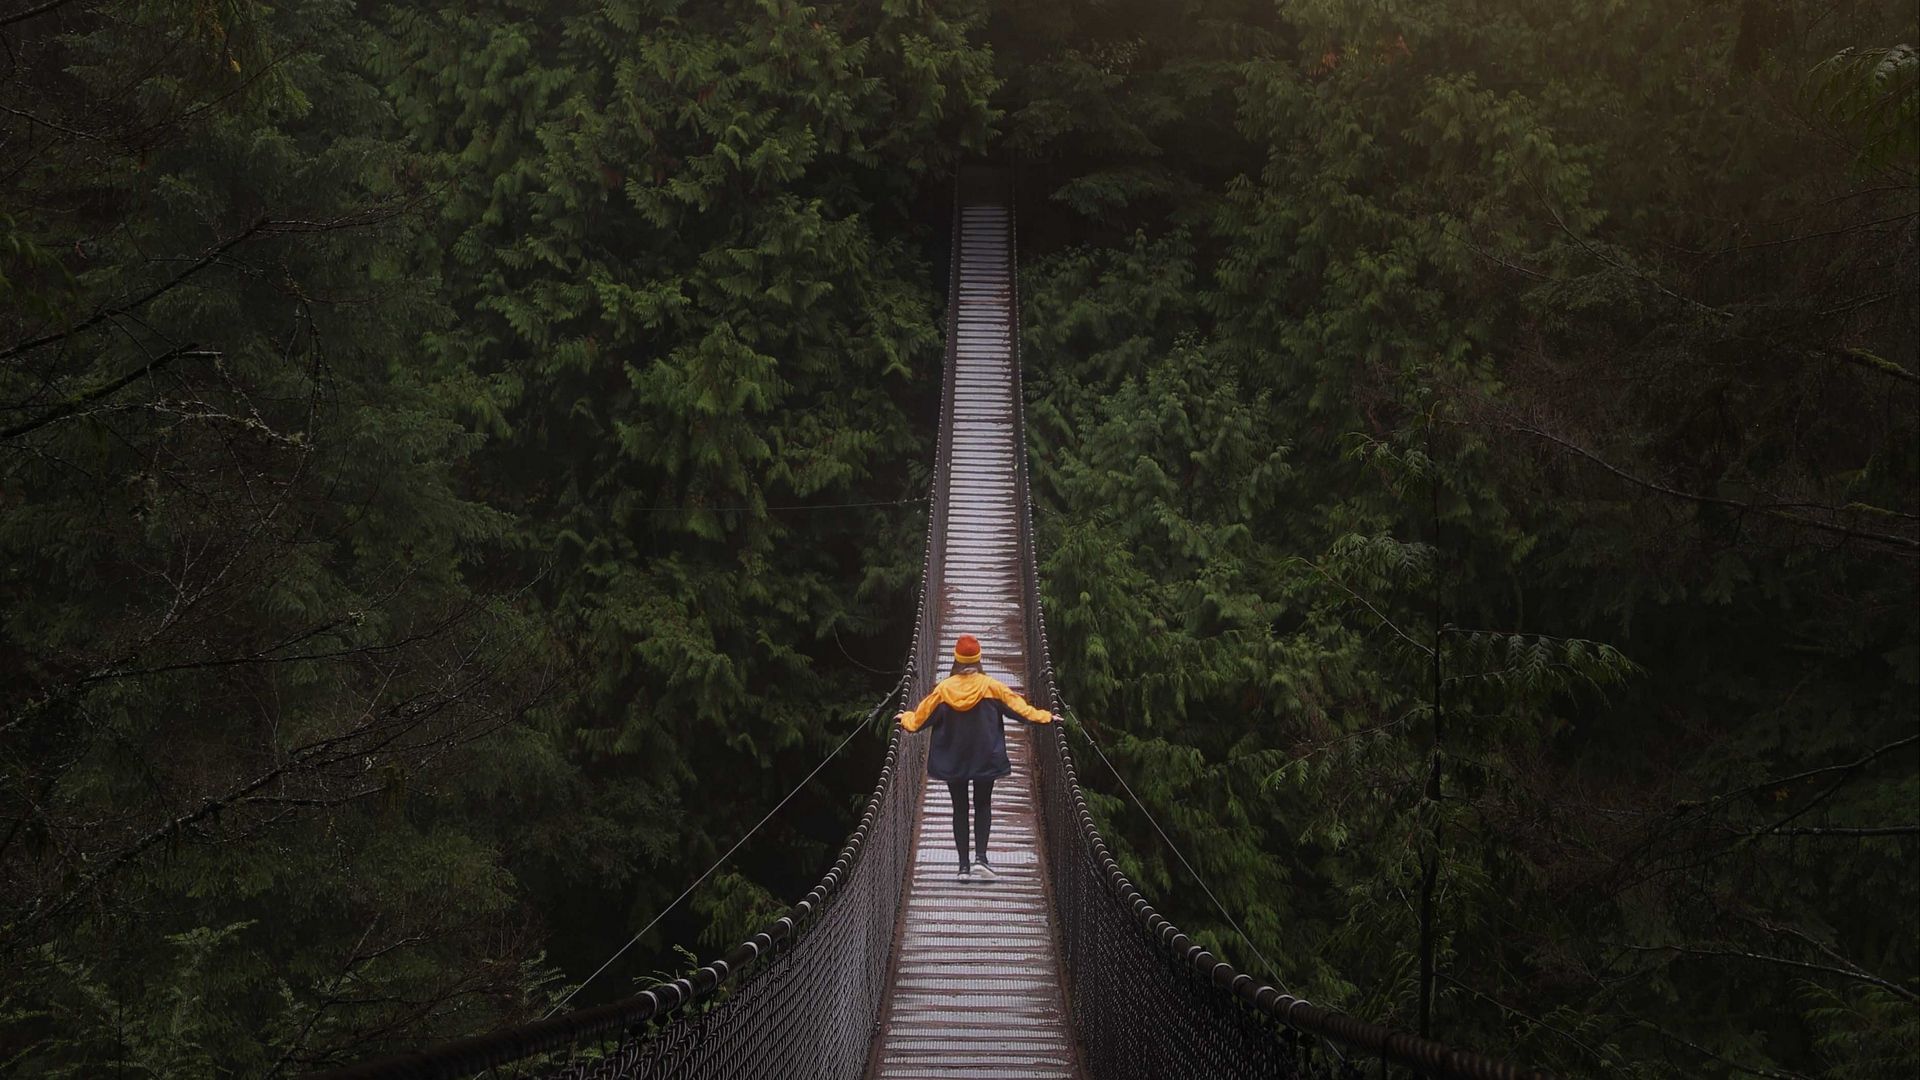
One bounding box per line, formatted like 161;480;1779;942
989;681;1052;724
896;689;942;732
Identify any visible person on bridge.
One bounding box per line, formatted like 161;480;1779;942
896;633;1053;880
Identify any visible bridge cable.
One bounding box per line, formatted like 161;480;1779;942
545;671;910;1019
1063;703;1359;1065
1063;705;1293;994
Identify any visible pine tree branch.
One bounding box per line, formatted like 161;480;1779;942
1601;735;1919;894
3;659;515;945
0;0;83;30
0;343;218;439
2;210;404;364
1708;212;1920;255
1536;191;1733;321
1827;345;1920;385
1609;941;1919;1003
73;605;469;686
1678;734;1919;817
1621;1016;1816;1080
1433;974;1618;1067
0;222;270;362
1432;973;1817;1080
1496;422;1920;553
1749;914;1919;1004
0;101;103;141
1733;824;1920;837
1307;560;1433;656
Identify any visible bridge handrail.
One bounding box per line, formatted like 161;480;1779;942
301;677;916;1080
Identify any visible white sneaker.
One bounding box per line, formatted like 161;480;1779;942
973;860;997;879
955;864;971;880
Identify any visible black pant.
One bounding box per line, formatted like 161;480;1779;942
947;779;994;867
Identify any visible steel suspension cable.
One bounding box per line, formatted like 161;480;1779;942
1060;703;1295;997
1062;685;1391;1075
546;671;910;1018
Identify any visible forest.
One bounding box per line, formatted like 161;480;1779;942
1;1;1914;1077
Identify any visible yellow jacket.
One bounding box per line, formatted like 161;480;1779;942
896;671;1052;730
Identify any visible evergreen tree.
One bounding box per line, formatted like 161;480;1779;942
1021;2;1918;1076
2;2;556;1073
373;0;998;1006
3;1;1913;1075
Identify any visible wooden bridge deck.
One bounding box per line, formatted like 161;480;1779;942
867;199;1079;1079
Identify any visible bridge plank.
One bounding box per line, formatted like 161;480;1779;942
868;195;1079;1079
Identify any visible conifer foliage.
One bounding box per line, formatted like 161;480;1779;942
3;3;557;1073
371;0;996;1006
3;0;991;1073
1017;2;1917;1077
2;0;1915;1077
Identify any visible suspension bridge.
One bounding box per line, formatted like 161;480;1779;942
308;168;1549;1080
